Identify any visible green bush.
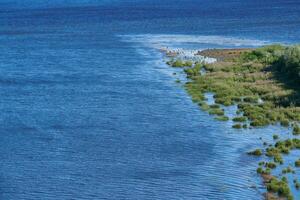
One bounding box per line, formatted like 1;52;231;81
209;104;220;109
232;97;242;102
266;177;292;199
244;96;259;103
250;118;270;127
266;147;280;157
280;119;290;127
199;102;210;111
273;134;279;140
184;60;194;67
256;167;263;174
232;116;247;122
232;124;242;129
258;161;265;166
241;45;285;64
171;60;184;67
294;179;300;189
171;59;194;67
208;108;224;116
248;149;262;156
215;116;229;121
276;45;300;82
265;162;277;169
256;167;271;174
282;166;294;174
274;154;283;164
295;159;300;167
293;124;300;135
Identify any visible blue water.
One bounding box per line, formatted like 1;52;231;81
0;1;300;199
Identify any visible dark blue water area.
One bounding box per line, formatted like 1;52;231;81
0;1;300;199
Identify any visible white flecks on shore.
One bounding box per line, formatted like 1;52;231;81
159;47;216;64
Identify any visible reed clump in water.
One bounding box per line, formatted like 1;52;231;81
214;115;229;121
248;149;262;156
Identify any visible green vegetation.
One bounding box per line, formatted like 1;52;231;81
208;108;224;116
273;134;279;140
266;177;293;199
248;149;262;156
282;166;294;174
243;96;259;103
264;138;300;166
183;45;300;129
166;45;300;199
274;154;284;164
295;159;300;167
184;62;202;78
209;104;220;109
215;116;229;121
167;59;194;68
258;161;265;166
265;162;277;169
280;119;290;127
275;45;300;84
294;179;300;189
198;102;210;111
256;167;271;175
232;116;247;122
293;124;300;135
232;124;242;129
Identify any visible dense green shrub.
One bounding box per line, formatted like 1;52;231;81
171;60;184;67
215;116;229;121
276;45;300;82
241;45;285;64
293;124;300;135
184;64;201;78
256;167;263;174
209;104;220;109
265;162;277;169
232;116;247;122
170;59;194;68
244;96;259;103
256;167;271;175
208;108;224;116
280;119;290;127
266;177;292;199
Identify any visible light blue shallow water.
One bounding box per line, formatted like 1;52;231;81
0;1;300;199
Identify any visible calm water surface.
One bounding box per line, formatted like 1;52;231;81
0;1;300;199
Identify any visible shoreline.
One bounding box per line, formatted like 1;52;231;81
163;45;300;200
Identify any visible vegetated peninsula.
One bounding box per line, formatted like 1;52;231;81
165;45;300;200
